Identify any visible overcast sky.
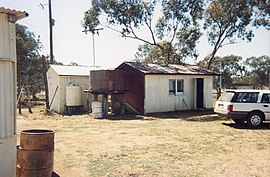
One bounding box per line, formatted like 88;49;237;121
1;0;269;69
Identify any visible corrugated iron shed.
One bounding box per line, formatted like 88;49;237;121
49;64;100;76
0;7;28;21
0;7;28;177
118;62;219;76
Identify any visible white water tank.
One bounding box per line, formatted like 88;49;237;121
66;85;82;106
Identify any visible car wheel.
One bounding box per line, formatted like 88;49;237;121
247;112;263;128
232;119;245;124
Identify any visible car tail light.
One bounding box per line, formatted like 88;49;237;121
227;105;233;112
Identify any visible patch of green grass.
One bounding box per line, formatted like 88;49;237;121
64;154;77;168
256;143;267;150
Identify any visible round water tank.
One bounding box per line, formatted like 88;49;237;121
66;85;82;106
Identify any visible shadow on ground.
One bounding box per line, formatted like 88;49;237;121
102;110;228;122
222;122;270;130
52;172;60;177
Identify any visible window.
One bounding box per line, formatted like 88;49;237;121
232;92;259;103
261;94;270;103
218;91;234;102
169;79;184;95
169;79;176;95
177;79;184;93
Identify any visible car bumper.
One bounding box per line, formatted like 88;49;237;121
215;111;248;120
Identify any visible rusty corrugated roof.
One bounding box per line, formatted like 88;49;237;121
119;62;219;75
0;7;28;21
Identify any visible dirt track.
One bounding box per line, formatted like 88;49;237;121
17;107;270;177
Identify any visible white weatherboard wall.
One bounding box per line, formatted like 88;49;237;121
47;67;91;114
144;75;213;114
0;12;17;177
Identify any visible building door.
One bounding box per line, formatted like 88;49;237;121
196;78;204;109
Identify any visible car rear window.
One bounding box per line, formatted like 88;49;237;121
232;92;259;103
218;92;235;101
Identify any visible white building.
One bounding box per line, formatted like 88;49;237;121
0;7;28;177
47;64;100;114
116;62;219;114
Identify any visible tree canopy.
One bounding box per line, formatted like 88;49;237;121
82;0;204;64
16;24;44;99
198;55;245;90
203;0;270;69
83;0;269;66
245;55;270;89
198;54;270;90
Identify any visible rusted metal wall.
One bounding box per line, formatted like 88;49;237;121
116;64;145;114
90;70;125;93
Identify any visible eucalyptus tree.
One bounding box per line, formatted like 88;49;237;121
197;55;245;90
245;55;270;89
204;0;270;69
16;24;42;113
82;0;204;64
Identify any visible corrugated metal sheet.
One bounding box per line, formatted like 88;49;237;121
89;70;126;93
0;61;16;138
47;66;94;114
50;64;100;76
0;7;28;21
0;13;17;138
0;7;27;138
118;62;219;76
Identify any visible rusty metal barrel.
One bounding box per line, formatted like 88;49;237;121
17;129;55;177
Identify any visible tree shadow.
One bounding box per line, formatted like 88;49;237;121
222;122;270;130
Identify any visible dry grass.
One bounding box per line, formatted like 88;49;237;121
17;106;270;177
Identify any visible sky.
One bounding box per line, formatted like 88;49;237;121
1;0;270;69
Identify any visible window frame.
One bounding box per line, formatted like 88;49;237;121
261;93;270;103
169;79;176;95
176;79;184;94
169;79;184;95
231;92;259;103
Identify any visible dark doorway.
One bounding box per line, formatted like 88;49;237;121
196;78;204;109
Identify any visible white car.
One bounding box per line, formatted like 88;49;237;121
214;89;270;128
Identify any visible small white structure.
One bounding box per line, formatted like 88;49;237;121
47;64;100;114
0;7;28;177
116;62;219;114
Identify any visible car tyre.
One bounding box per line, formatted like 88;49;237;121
247;112;263;128
232;119;245;124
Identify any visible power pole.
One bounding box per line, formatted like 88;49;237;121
48;0;54;63
92;33;96;66
83;28;103;66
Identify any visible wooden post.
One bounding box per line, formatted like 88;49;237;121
111;94;115;114
120;94;125;115
102;94;108;116
42;55;50;109
94;94;98;101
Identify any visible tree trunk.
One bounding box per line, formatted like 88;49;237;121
207;48;218;70
42;55;50;110
18;98;22;115
268;68;270;90
26;74;33;114
17;79;22;115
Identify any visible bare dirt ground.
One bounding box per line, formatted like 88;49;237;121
17;106;270;177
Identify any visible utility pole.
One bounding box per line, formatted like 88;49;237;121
83;28;103;66
92;33;96;66
48;0;54;63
